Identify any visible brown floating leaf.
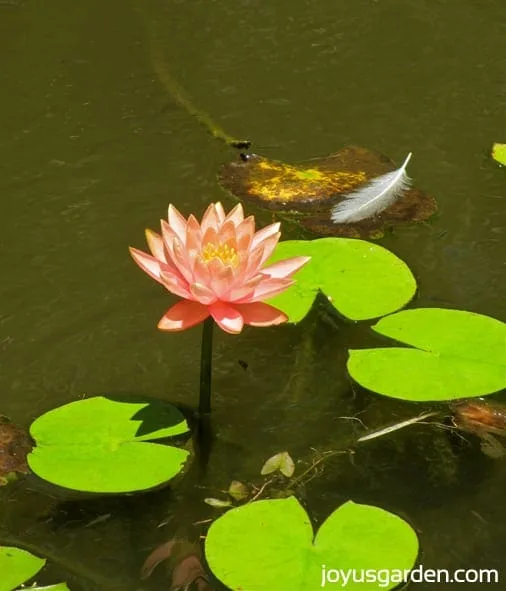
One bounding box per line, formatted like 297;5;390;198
0;415;33;483
219;146;437;239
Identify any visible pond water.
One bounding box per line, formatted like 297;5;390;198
0;0;505;589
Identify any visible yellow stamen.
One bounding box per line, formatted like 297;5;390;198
200;242;239;268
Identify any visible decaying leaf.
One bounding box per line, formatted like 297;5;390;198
260;451;295;477
479;434;505;459
228;480;249;501
0;415;33;484
219;146;436;239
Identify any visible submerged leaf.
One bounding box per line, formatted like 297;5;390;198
279;452;295;477
228;480;249;501
141;540;179;579
492;143;506;166
260;451;295;477
171;555;212;591
219;146;436;239
479;434;505;459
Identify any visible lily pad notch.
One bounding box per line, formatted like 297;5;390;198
267;238;417;323
205;497;419;591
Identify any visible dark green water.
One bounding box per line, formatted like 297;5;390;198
0;0;505;589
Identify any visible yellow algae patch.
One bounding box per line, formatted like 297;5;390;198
246;159;366;203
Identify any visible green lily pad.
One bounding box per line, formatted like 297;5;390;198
267;238;416;322
219;146;436;239
28;396;190;493
0;546;45;591
492;143;506;166
347;308;506;401
205;497;418;591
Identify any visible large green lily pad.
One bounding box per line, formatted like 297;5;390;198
267;238;416;322
347;308;506;401
205;497;418;591
219;146;436;239
28;396;190;493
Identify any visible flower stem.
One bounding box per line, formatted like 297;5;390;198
199;317;214;416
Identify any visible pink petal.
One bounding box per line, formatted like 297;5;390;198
251;222;280;250
214;202;226;223
171;238;195;284
145;229;167;262
129;247;165;284
186;215;202;252
160;271;191;299
218;219;239;247
201;203;221;234
207;260;235;298
256;232;281;265
158;300;210;331
161;220;179;264
189;282;217;305
202;225;219;248
224;203;244;226
228;275;264;302
193;256;211;285
239;246;264;281
168;204;188;245
241;277;295;302
261;256;311;279
209;301;244;334
235;216;256;252
235;302;288;327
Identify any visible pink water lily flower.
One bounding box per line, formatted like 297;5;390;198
129;202;310;334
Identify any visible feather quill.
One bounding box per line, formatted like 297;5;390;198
330;152;413;223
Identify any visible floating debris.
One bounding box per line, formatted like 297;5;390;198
0;415;33;485
219;146;437;239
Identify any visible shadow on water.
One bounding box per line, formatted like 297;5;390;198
0;0;505;589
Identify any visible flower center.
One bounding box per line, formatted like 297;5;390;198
200;242;239;268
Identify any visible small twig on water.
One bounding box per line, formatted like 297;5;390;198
356;411;441;443
248;477;275;503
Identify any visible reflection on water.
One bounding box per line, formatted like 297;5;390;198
0;0;505;588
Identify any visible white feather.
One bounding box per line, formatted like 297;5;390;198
330;152;413;223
